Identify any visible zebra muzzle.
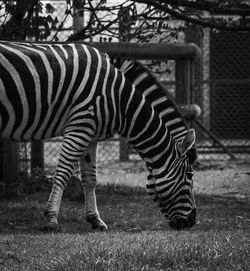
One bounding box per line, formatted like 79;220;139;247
168;208;196;230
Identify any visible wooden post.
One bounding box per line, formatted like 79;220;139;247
2;140;19;184
185;26;203;139
73;0;84;33
185;26;203;104
118;16;131;162
119;138;130;162
175;59;191;105
31;141;44;170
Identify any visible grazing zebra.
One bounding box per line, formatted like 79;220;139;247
0;41;197;231
80;58;197;230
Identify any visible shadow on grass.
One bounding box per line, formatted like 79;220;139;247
0;185;250;235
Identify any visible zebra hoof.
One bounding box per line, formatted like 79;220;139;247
39;221;60;233
44;210;59;231
86;215;108;231
92;221;108;231
47;222;60;232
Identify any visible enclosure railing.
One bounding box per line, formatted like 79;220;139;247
0;42;201;183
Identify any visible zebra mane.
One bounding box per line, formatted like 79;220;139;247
113;58;188;142
113;58;198;164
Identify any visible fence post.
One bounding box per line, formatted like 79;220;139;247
119;138;130;161
2;140;19;184
185;26;204;139
175;59;191;105
73;0;84;33
31;141;44;170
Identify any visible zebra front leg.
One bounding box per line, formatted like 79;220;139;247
80;143;108;231
44;133;90;230
44;177;65;231
146;168;158;203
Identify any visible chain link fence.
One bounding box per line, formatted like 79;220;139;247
194;30;250;161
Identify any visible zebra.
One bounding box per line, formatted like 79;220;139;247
0;41;197;231
78;58;197;230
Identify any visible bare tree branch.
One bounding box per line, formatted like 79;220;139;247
68;17;120;41
2;0;250;42
135;0;250;31
135;0;250;16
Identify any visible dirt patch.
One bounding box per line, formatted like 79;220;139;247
98;159;250;200
194;160;250;200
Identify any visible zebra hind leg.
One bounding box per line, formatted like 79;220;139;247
80;143;108;231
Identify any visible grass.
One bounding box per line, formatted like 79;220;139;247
0;182;250;271
1;231;249;271
1;160;250;270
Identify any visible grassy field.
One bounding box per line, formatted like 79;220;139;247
0;160;250;270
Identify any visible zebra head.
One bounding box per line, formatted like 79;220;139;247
156;129;197;230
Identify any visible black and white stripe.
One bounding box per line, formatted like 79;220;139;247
113;59;197;221
0;41;196;230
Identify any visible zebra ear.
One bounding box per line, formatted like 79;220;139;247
177;129;196;155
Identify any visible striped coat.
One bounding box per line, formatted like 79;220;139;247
0;41;197;230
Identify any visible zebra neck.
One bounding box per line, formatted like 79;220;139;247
131;127;178;178
114;59;188;143
117;83;177;175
